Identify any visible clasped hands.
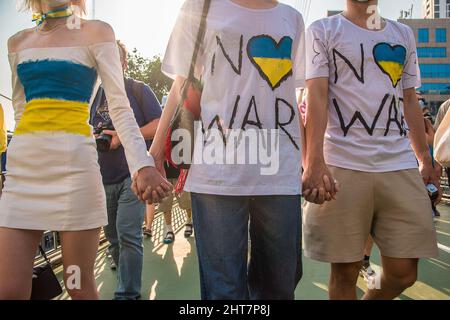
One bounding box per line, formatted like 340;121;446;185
131;166;172;204
302;162;340;205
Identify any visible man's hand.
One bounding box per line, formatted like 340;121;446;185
103;130;121;150
302;161;339;205
418;151;435;185
132;166;172;203
418;151;443;204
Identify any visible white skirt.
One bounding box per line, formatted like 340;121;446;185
0;132;107;231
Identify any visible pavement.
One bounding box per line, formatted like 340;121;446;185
56;203;450;300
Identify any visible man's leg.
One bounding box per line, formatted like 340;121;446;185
179;192;193;238
360;236;376;279
367;170;438;300
191;193;249;300
184;209;194;238
163;210;175;245
103;184;120;266
115;178;145;300
363;257;418;300
158;189;175;244
330;262;362;300
143;204;155;237
247;195;302;300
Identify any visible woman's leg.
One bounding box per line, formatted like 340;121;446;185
0;227;43;299
144;204;155;231
60;228;101;300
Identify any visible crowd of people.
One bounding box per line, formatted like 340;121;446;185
0;0;448;300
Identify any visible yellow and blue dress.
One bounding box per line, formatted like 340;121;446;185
0;43;153;231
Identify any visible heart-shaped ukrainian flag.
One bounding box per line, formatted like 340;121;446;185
373;43;407;88
247;35;293;90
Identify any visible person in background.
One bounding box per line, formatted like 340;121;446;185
160;163;193;244
90;40;162;300
143;161;193;242
0;103;6;197
418;94;443;216
434;99;450;130
360;237;376;281
143;95;168;239
434;99;450;188
143;203;155;238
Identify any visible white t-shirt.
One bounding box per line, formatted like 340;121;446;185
306;14;420;172
163;0;306;196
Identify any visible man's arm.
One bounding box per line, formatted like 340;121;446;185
150;77;185;174
107;83;162;148
303;77;336;204
140;119;160;141
403;88;436;186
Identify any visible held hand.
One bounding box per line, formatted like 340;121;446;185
103;130;121;150
132;167;172;203
302;162;339;205
418;152;434;185
142;186;171;205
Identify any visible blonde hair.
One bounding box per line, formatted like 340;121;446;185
20;0;87;14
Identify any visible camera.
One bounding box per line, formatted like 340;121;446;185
426;184;439;202
94;121;115;153
424;112;433;123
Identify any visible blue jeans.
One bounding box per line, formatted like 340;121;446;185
104;177;145;300
191;193;302;300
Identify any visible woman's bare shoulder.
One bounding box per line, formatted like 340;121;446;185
81;20;116;44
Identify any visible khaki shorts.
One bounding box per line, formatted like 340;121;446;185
157;179;192;212
303;166;438;263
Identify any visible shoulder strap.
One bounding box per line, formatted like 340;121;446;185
38;245;52;265
181;0;211;99
130;79;145;114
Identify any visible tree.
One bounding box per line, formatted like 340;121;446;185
125;49;173;102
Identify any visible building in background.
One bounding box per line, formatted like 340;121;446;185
423;0;450;18
400;15;450;112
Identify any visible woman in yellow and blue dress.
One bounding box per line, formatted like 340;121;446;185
0;0;171;299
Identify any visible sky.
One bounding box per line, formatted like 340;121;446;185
0;0;422;130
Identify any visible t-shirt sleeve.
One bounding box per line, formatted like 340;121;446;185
293;13;306;89
162;0;204;80
402;26;421;90
141;85;162;122
305;22;330;80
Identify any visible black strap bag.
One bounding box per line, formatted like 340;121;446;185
31;246;63;300
165;0;211;170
